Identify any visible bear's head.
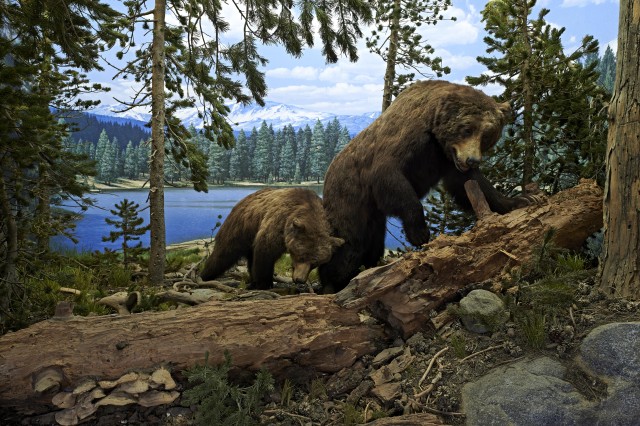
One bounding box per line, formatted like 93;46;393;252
434;88;511;173
284;216;345;284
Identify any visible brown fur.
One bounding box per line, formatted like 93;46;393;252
200;188;344;289
319;80;535;292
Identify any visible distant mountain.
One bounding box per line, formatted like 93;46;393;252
86;101;380;136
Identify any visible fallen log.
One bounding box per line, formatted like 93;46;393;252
0;180;603;411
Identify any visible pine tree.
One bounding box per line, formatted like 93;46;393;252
0;0;123;320
253;122;273;182
297;125;313;181
597;45;616;94
367;0;455;111
230;130;249;181
124;141;138;179
279;126;298;182
467;0;606;192
94;129;110;181
102;199;151;268
335;126;351;156
207;138;229;184
310;120;328;183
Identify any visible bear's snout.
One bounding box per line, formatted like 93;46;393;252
466;157;481;169
292;262;312;283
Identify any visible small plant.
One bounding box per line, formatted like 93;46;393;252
280;378;293;407
182;351;274;426
309;378;327;400
102;199;150;268
517;310;546;349
342;403;364;426
449;332;469;359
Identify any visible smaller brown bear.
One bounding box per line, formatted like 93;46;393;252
200;188;344;289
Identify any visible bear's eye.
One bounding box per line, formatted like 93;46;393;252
461;127;474;138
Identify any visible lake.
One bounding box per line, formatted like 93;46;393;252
53;186;409;252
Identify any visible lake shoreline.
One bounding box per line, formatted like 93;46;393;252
87;177;324;192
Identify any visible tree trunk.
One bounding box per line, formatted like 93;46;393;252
0;168;18;317
0;180;603;410
599;1;640;298
149;0;167;285
381;0;401;112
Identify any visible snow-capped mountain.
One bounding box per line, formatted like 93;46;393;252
87;101;380;135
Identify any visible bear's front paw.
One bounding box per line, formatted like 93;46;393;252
405;226;430;247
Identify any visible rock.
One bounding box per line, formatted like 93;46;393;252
579;322;640;381
372;346;404;367
462;357;590;425
578;322;640;425
463;322;640;425
371;382;402;404
458;289;507;334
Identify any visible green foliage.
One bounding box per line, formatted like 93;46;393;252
182;352;274;426
467;0;608;191
517;309;546;349
309;378;328;401
366;0;455;108
280;378;294;407
449;332;469;359
166;248;203;273
102;199;151;267
342;403;364;425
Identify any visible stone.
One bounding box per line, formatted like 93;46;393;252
462;357;591;426
458;289;507;333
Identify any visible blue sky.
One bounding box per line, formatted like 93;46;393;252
94;0;620;116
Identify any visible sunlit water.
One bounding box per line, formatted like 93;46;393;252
53;185;408;252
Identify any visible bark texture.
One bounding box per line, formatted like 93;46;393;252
0;180;603;411
148;0;167;285
599;1;640;298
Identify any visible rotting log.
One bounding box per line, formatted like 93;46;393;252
0;180;603;411
335;179;603;338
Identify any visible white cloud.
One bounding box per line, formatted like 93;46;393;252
415;5;482;48
267;83;383;115
561;0;617;6
267;66;319;80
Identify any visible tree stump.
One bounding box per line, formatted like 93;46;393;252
0;180;603;411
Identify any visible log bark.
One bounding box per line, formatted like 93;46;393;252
0;180;603;411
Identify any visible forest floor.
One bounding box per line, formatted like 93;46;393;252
14;247;640;426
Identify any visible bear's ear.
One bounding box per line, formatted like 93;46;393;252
331;237;345;248
497;101;511;122
292;217;306;232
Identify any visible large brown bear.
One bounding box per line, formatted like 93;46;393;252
200;188;344;289
319;80;537;292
